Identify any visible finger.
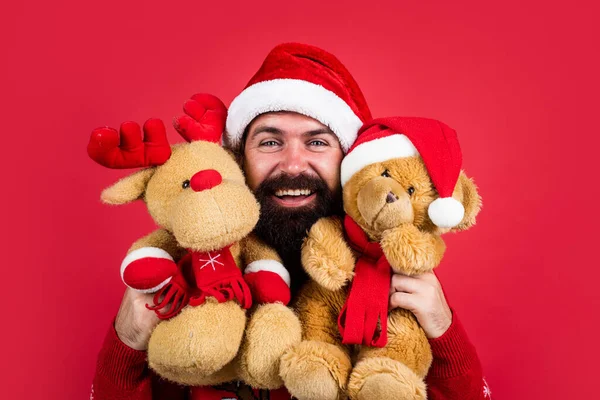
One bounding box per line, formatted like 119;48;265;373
389;291;417;311
414;271;441;287
413;271;450;308
390;274;427;294
119;121;143;150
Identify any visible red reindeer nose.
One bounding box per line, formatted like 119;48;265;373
190;169;222;192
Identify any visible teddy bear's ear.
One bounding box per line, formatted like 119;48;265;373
451;171;482;232
100;168;156;205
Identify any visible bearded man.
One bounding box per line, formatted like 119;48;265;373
92;43;491;400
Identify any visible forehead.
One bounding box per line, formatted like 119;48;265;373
247;111;331;135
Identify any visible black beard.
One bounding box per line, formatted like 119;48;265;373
253;173;342;274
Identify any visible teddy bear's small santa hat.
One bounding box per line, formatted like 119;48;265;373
225;43;372;153
341;117;465;228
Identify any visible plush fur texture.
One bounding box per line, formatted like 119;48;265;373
236;303;302;389
301;216;355;291
128;229;187;260
101;138;301;387
281;281;353;398
280;340;352;400
148;298;247;385
347;356;426;400
104;141;260;251
283;156;481;400
235;234;302;388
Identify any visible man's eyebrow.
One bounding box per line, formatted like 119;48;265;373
304;128;335;137
249;125;284;140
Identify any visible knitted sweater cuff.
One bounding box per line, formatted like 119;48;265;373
95;320;149;390
427;312;481;378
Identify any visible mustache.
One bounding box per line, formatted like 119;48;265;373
254;173;328;195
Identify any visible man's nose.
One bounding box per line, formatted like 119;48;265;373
278;143;309;176
190;169;222;192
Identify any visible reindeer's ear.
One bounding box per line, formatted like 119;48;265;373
451;171;482;231
101;168;156;205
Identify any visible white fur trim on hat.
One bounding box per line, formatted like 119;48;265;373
226;79;363;153
341;134;419;186
428;197;465;228
244;259;291;287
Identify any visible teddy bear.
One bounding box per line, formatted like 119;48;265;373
279;117;482;400
88;93;301;387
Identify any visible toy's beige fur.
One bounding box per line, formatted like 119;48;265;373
102;139;300;387
282;156;481;399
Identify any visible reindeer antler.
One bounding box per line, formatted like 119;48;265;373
173;93;227;143
88;118;171;169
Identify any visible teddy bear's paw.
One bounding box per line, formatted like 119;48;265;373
147;299;246;385
380;224;442;276
237;303;302;389
280;340;351;400
348;357;426;400
301;216;355;291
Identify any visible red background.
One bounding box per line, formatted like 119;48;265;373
2;0;598;398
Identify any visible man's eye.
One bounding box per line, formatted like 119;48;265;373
260;140;279;147
309;140;328;146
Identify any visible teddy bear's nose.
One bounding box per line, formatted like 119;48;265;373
386;191;399;203
190;169;222;192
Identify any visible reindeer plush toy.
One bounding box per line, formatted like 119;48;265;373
88;94;301;388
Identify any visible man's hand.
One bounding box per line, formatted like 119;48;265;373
114;288;160;351
389;272;452;339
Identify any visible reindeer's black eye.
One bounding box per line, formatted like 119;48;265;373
182;180;190;189
407;187;415;196
381;169;391;178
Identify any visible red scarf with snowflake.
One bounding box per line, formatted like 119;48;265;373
147;245;252;319
338;216;391;347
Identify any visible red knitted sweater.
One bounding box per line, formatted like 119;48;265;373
91;312;491;399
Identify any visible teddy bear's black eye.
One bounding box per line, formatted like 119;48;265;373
407;187;415;196
182;180;190;189
381;170;391;178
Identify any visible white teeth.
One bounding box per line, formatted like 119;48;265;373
275;189;313;197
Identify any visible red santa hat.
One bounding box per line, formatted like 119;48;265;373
341;117;465;229
225;43;372;153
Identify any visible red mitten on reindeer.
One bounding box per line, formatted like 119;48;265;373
120;247;180;292
244;260;291;305
120;246;191;319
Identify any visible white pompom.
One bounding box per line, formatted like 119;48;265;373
428;197;465;228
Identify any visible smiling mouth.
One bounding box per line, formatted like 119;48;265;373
272;188;316;207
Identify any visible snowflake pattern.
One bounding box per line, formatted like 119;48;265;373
90;384;94;400
483;377;491;398
198;252;224;271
